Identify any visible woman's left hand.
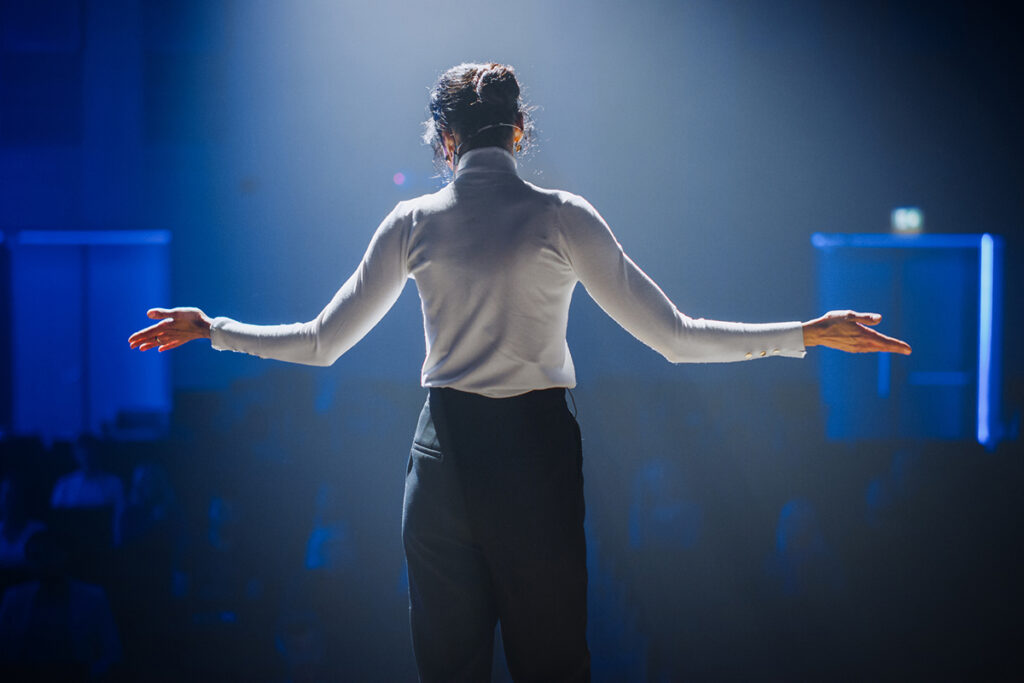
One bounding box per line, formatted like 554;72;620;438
802;310;911;354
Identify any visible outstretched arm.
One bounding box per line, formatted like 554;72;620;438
129;205;411;365
557;195;910;360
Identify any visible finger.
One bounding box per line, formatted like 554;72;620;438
135;329;178;351
129;320;173;344
856;324;912;354
846;311;882;326
130;335;162;349
130;320;168;340
884;337;912;354
158;339;188;352
148;308;175;319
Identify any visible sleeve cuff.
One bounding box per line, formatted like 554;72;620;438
209;316;243;352
745;321;806;360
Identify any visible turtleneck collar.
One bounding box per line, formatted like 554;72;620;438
455;146;518;178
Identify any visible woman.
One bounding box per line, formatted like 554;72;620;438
130;62;910;682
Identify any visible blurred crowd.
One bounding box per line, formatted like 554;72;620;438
0;372;1021;681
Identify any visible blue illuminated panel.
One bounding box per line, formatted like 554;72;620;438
977;234;995;446
17;230;171;246
9;230;171;441
813;233;1003;447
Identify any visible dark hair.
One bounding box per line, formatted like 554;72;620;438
423;62;534;169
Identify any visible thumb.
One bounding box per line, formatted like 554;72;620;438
147;308;174;319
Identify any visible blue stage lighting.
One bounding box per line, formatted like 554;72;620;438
978;233;994;446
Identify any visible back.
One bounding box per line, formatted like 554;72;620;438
404;148;579;397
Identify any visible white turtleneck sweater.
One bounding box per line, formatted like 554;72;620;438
210;147;805;397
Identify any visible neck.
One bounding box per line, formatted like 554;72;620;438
454;121;520;158
456;140;515;158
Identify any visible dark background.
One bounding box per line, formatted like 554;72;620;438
0;0;1021;680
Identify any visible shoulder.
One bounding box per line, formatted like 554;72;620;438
519;183;608;240
522;182;603;221
0;580;39;607
391;184;455;221
53;471;81;489
363;191;443;248
97;474;124;493
521;181;587;207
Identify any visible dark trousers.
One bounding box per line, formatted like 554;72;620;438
402;387;590;683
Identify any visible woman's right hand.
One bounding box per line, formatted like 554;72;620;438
128;307;212;352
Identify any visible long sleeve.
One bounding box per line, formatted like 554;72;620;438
556;195;806;363
209;204;411;366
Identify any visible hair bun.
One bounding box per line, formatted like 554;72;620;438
424;62;533;166
475;65;520;110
